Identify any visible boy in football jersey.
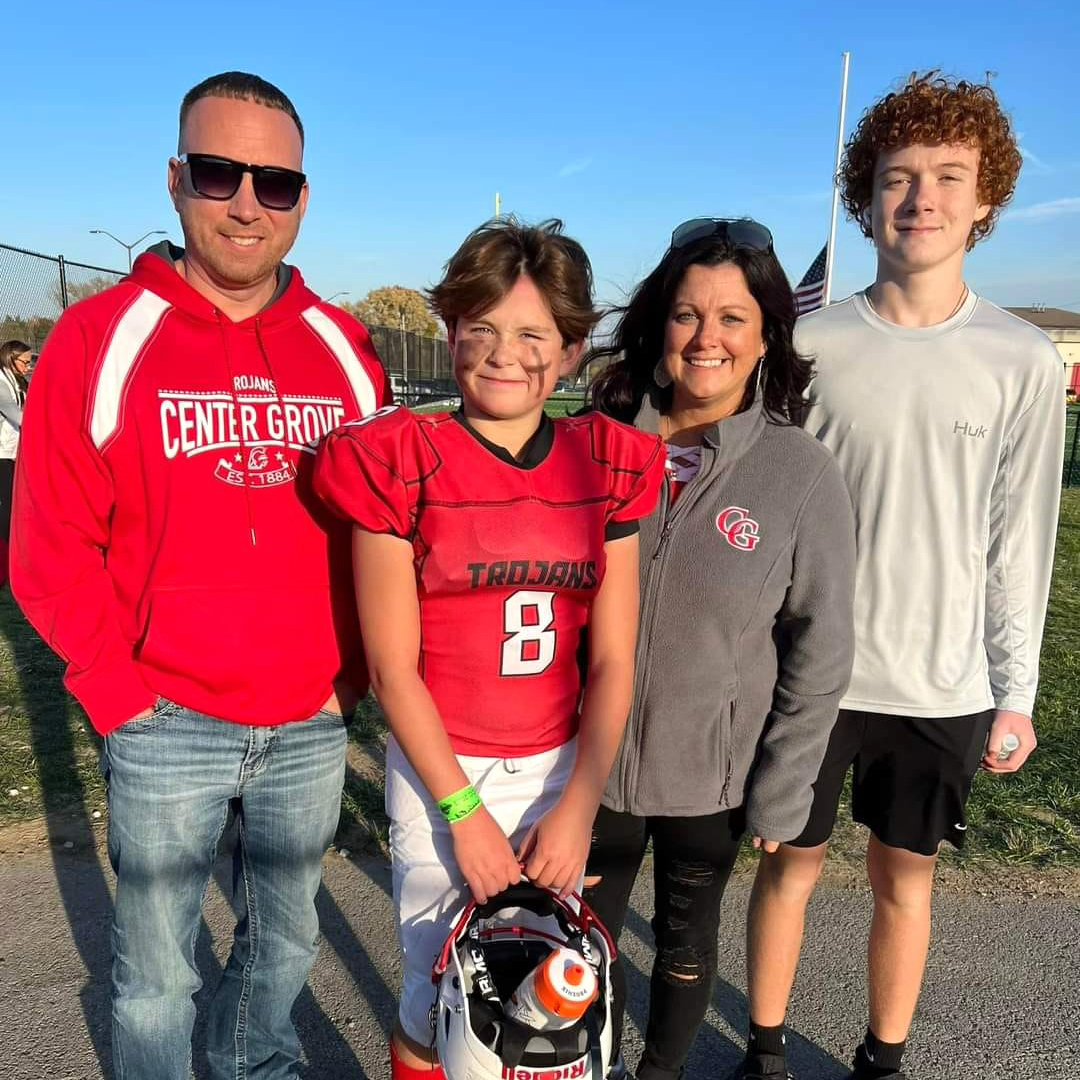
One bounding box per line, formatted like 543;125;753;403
734;73;1065;1080
314;218;665;1080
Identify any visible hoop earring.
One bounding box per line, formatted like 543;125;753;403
653;359;672;388
756;356;766;397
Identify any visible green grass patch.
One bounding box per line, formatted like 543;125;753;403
339;695;390;852
0;590;106;821
543;393;587;418
944;487;1080;866
3;489;1079;867
1065;405;1079;487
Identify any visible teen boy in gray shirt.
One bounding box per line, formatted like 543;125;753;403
732;73;1065;1080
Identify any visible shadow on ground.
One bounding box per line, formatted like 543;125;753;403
0;600;370;1078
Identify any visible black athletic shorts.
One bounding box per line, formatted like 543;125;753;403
788;707;995;856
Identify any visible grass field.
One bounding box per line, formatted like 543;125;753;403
2;490;1078;867
950;484;1080;865
1065;405;1079;486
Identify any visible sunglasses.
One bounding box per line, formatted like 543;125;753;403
670;217;773;252
179;153;306;211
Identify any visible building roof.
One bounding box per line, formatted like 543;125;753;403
1004;306;1080;330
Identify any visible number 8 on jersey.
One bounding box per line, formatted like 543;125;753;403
501;591;557;676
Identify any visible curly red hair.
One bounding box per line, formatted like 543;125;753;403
841;71;1022;250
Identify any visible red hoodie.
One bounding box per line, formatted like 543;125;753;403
10;249;389;734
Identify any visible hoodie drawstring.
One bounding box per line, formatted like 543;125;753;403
254;315;292;457
215;313;259;546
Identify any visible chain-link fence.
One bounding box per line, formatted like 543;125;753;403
367;324;456;405
2;241;1074;474
0;243;124;352
0;241;461;406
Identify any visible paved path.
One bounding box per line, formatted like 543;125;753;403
1;832;1076;1079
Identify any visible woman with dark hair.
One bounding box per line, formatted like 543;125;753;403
583;219;856;1080
0;339;31;588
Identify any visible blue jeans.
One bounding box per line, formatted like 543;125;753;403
101;699;347;1080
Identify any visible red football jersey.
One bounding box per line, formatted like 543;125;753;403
314;407;664;755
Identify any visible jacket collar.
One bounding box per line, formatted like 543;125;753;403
634;386;766;468
127;240;310;327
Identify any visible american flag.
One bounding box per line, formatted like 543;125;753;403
793;244;828;315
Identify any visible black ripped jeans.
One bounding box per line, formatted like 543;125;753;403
583;804;745;1080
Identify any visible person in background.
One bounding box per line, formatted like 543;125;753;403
10;72;389;1079
314;217;665;1080
740;72;1065;1080
582;217;856;1080
0;339;31;588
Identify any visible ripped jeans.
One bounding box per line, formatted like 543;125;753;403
583;804;744;1080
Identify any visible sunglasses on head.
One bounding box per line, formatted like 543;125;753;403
179;153;306;211
670;217;773;252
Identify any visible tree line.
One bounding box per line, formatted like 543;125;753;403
3;283;443;352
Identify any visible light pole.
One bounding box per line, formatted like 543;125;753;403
326;291;349;303
89;228;167;271
400;310;409;401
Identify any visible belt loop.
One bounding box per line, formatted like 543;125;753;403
504;757;520;775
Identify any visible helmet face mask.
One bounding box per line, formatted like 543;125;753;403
433;884;616;1080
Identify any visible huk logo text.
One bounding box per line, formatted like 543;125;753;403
953;420;987;439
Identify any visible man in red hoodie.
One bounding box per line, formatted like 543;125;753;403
11;72;389;1079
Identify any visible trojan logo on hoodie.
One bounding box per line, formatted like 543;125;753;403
159;373;347;488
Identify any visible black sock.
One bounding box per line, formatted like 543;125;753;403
747;1020;786;1059
854;1029;905;1076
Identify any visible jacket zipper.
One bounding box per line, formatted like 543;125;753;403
621;475;676;802
718;697;736;807
621;439;731;807
651;521;673;561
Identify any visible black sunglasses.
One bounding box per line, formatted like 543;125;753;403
179;153;306;211
670;217;773;252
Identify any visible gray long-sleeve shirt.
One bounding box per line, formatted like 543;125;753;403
0;368;24;460
797;290;1065;719
602;393;856;840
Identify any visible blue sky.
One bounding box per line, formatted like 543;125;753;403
3;0;1078;311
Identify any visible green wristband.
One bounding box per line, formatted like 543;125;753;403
438;784;482;824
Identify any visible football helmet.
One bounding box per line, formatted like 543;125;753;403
432;881;616;1080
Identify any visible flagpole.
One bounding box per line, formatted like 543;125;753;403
823;51;851;306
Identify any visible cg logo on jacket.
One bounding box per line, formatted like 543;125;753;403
716;506;760;551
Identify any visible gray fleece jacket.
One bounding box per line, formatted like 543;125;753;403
602;391;856;841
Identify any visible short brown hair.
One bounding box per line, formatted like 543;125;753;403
427;218;600;344
841;70;1022;249
179;71;304;151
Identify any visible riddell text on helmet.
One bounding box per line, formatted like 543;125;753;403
501;1062;588;1080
